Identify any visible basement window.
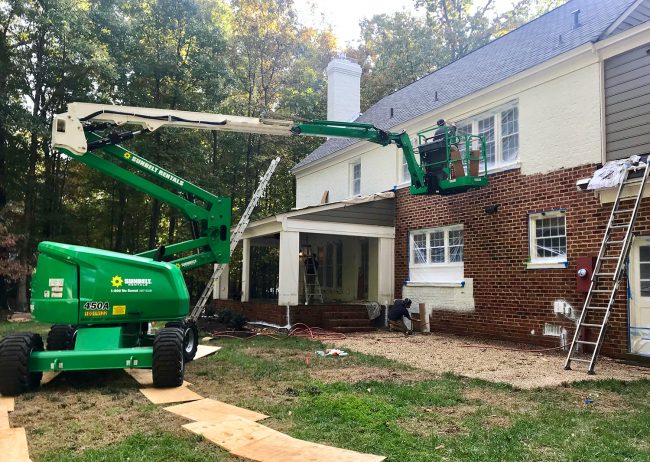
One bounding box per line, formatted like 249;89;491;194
543;323;562;337
527;210;568;269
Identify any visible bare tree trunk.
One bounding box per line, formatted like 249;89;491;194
148;199;161;249
115;187;127;252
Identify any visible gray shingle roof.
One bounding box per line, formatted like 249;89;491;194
293;0;638;172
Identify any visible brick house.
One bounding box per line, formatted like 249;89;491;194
218;0;650;360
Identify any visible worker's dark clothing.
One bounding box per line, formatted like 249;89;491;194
388;319;409;333
388;301;412;321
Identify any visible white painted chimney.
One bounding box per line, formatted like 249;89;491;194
326;55;362;122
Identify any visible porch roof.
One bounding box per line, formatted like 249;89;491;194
244;192;395;239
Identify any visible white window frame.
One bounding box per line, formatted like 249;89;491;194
350;160;361;196
399;136;418;184
527;210;568;270
457;100;519;172
408;225;464;284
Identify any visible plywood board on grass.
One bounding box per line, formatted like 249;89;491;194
165;398;268;423
194;345;221;360
139;386;203;404
182;415;385;462
233;436;386;462
125;369;191;387
0;427;31;462
0;396;14;412
0;410;9;430
182;417;287;452
41;372;60;385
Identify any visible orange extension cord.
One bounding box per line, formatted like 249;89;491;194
209;322;346;341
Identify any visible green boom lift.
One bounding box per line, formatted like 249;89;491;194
0;103;487;395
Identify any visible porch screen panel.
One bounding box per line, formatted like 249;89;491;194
605;42;650;161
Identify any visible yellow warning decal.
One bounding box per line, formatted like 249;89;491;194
112;305;127;316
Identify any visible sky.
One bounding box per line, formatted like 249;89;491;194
293;0;519;47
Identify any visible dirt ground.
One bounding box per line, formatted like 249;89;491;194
329;331;650;389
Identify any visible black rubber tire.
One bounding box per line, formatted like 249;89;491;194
46;324;76;351
165;320;198;362
0;333;44;396
152;327;184;388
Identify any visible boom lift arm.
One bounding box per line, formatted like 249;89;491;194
53;103;486;269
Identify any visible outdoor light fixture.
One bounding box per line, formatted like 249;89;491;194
485;204;500;214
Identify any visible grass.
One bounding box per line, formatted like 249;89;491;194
1;322;649;461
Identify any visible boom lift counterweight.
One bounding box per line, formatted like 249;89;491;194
0;103;488;395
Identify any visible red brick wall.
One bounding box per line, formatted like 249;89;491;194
395;164;641;358
212;300;372;327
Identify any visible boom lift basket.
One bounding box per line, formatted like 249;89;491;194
416;125;488;194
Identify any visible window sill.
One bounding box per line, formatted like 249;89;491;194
480;161;521;175
405;281;465;288
525;261;568;270
410;263;464;268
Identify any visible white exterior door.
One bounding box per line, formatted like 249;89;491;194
629;236;650;356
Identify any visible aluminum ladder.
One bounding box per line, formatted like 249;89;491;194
188;157;281;321
564;160;649;374
303;256;323;305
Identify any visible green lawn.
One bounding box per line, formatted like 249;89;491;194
1;321;649;461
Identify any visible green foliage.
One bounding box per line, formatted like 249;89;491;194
215;309;248;330
349;0;567;109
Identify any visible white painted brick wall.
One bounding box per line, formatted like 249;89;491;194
402;278;475;314
519;62;602;175
295;144;401;208
327;58;362;122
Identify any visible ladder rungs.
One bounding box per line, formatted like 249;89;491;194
590;289;613;293
580;323;603;328
576;340;598;345
586;306;609;310
610;224;629;229
613;209;633;213
595;272;615;277
606;240;624;244
600;256;618;260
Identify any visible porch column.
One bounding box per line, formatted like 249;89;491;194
241;238;251;302
278;230;300;305
213;264;229;300
377;237;395;305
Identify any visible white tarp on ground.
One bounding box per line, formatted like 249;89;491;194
587;155;644;190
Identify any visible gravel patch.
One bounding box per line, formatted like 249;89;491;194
329;332;650;389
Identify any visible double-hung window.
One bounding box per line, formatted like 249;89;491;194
458;102;519;170
350;161;361;196
409;225;464;283
527;210;567;269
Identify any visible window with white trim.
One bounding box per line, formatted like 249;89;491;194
409;225;464;283
458;102;519;170
350;161;361;196
528;210;567;268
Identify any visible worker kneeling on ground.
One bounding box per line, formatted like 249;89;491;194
388;298;414;335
